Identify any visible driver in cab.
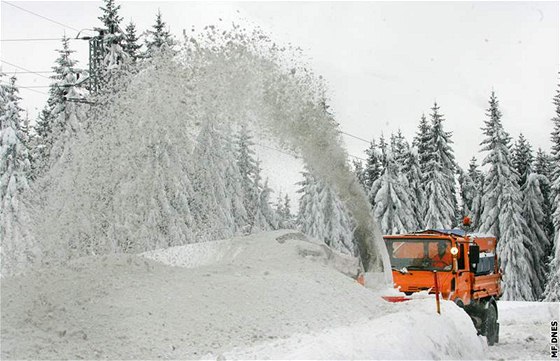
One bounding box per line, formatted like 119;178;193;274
431;241;452;270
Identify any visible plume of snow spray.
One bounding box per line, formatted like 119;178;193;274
28;24;390;278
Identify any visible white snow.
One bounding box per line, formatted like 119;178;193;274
488;301;559;360
1;230;492;359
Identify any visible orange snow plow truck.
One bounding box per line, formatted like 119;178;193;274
384;229;502;345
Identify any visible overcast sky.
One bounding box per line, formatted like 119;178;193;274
1;1;558;170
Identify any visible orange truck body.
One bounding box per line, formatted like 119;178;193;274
383;229;502;344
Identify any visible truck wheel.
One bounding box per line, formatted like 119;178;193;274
483;304;498;346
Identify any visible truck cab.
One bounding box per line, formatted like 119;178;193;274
384;229;502;345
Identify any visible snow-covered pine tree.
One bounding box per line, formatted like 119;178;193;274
96;0;128;89
363;139;384;194
512;133;534;188
369;151;416;234
221;124;248;234
466;157;484;229
235;123;261;230
458;166;476;219
403;146;424;230
390;130;409;172
297;167;355;255
32;36;88;176
253;176;277;231
275;193;294;229
378;134;388;164
413;113;432;174
478;91;534;300
190;119;235;241
144;10;176;57
521;172;550;298
0;75;34;276
534;148;555;243
423;102;457;229
123;20;141;62
351;159;367;191
543;173;560;301
544;82;560;301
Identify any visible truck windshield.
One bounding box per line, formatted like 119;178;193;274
385;238;453;271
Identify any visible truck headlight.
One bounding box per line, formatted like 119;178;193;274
450;247;459;256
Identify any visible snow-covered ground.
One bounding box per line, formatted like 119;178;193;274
2;230;550;360
488;301;559;360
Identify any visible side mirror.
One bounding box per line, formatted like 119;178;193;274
469;244;480;271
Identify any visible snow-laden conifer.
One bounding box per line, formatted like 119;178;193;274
512;133;534;188
254;177;277;231
424;103;457;228
413;114;431;172
534;148;555;242
478;91;534;300
144;10;176;57
190;119;235;240
363;139;383;192
123;20;141;62
369;152;416;234
0;76;35;276
390;130;409;173
464;157;484;228
275;193;295;229
297;168;355;255
235;123;261;229
521;172;550;298
544;82;560;301
33;36;87;176
403;146;424;230
351;159;367;191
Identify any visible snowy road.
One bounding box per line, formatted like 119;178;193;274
488;301;559;360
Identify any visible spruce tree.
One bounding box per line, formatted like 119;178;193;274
363;139;383;193
403;146;424;230
369;152;416;234
390;130;409;172
521;172;550;298
145;10;176;56
0;75;34;276
478;91;534;300
544;82;560;301
235;123;261;229
466;157;484;229
413;113;432;172
34;36;87;175
190;120;234;240
96;0;128;88
351;159;367;191
123;20;141;61
534;148;555;248
424;102;457;229
297;167;355;255
512;133;534;188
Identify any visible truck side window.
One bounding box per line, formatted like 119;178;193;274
458;245;466;269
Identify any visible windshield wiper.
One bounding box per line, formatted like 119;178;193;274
392;266;410;274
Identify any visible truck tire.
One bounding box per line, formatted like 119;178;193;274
483;304;498;346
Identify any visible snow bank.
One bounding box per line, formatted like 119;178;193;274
225;297;485;360
1;230;485;360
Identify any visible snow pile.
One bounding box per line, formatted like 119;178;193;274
225;297;485;360
1;230;485;360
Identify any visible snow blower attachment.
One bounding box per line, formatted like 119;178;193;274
380;228;502;346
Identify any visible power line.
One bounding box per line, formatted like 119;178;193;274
339;130;371;144
0;38;72;42
1;59;51;79
1;71;54;74
1;1;80;32
0;82;48;95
